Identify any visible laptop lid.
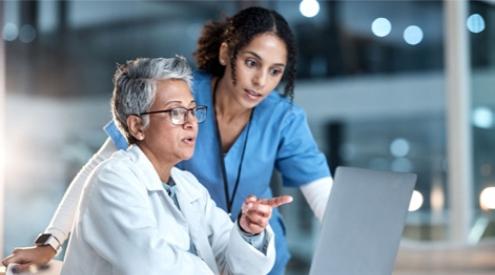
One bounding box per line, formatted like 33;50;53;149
309;166;416;275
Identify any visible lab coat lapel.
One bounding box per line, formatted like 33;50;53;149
129;145;164;192
172;168;220;274
131;146;188;227
131;147;221;273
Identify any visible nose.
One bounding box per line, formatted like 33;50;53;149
183;110;197;129
253;69;268;88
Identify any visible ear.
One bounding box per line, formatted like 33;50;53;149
127;115;146;141
219;42;229;66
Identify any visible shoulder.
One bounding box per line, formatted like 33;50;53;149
191;71;213;103
96;149;136;175
79;150;143;212
192;70;210;81
192;71;212;89
88;149;141;192
258;92;308;126
261;92;305;114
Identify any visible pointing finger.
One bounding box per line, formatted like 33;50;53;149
260;195;293;208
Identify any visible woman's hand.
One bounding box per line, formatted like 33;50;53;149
239;195;293;235
1;246;56;272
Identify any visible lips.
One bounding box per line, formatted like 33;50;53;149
181;136;195;145
244;89;262;100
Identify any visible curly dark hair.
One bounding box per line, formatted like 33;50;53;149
194;6;296;100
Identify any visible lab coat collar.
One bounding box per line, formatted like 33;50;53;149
127;145;163;192
171;167;202;203
127;145;202;203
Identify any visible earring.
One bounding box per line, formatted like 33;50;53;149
220;59;226;65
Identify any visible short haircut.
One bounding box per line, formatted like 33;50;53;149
111;56;192;144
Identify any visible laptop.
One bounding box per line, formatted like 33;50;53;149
309;166;416;275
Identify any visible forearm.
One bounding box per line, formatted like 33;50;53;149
238;223;268;254
202;193;275;275
300;176;333;221
45;138;116;243
225;224;275;275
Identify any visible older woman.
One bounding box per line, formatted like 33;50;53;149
60;57;292;275
4;8;330;275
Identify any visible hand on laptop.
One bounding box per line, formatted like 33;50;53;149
239;195;293;235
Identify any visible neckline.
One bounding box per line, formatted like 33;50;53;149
211;78;254;155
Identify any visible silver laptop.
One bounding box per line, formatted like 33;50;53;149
309;166;416;275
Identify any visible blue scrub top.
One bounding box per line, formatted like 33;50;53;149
104;71;331;274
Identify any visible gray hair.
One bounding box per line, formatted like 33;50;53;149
111;56;193;144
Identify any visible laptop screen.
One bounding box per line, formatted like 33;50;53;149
309;167;416;275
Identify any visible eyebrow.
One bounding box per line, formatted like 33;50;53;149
163;100;196;107
243;51;286;67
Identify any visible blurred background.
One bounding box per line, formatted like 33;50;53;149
1;0;495;274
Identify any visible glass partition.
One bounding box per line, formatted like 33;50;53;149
470;0;495;241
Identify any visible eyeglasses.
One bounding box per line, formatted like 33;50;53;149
139;105;207;125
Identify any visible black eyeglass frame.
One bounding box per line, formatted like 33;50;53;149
138;105;207;125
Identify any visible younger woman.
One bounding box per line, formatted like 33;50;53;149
3;6;333;275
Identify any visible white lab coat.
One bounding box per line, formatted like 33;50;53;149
61;145;275;275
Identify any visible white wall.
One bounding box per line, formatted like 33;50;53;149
294;68;495;128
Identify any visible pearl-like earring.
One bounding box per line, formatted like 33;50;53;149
220;59;226;65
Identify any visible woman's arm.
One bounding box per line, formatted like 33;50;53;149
45;138;116;242
196;183;277;275
1;138;117;269
300;177;333;221
275;105;333;221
